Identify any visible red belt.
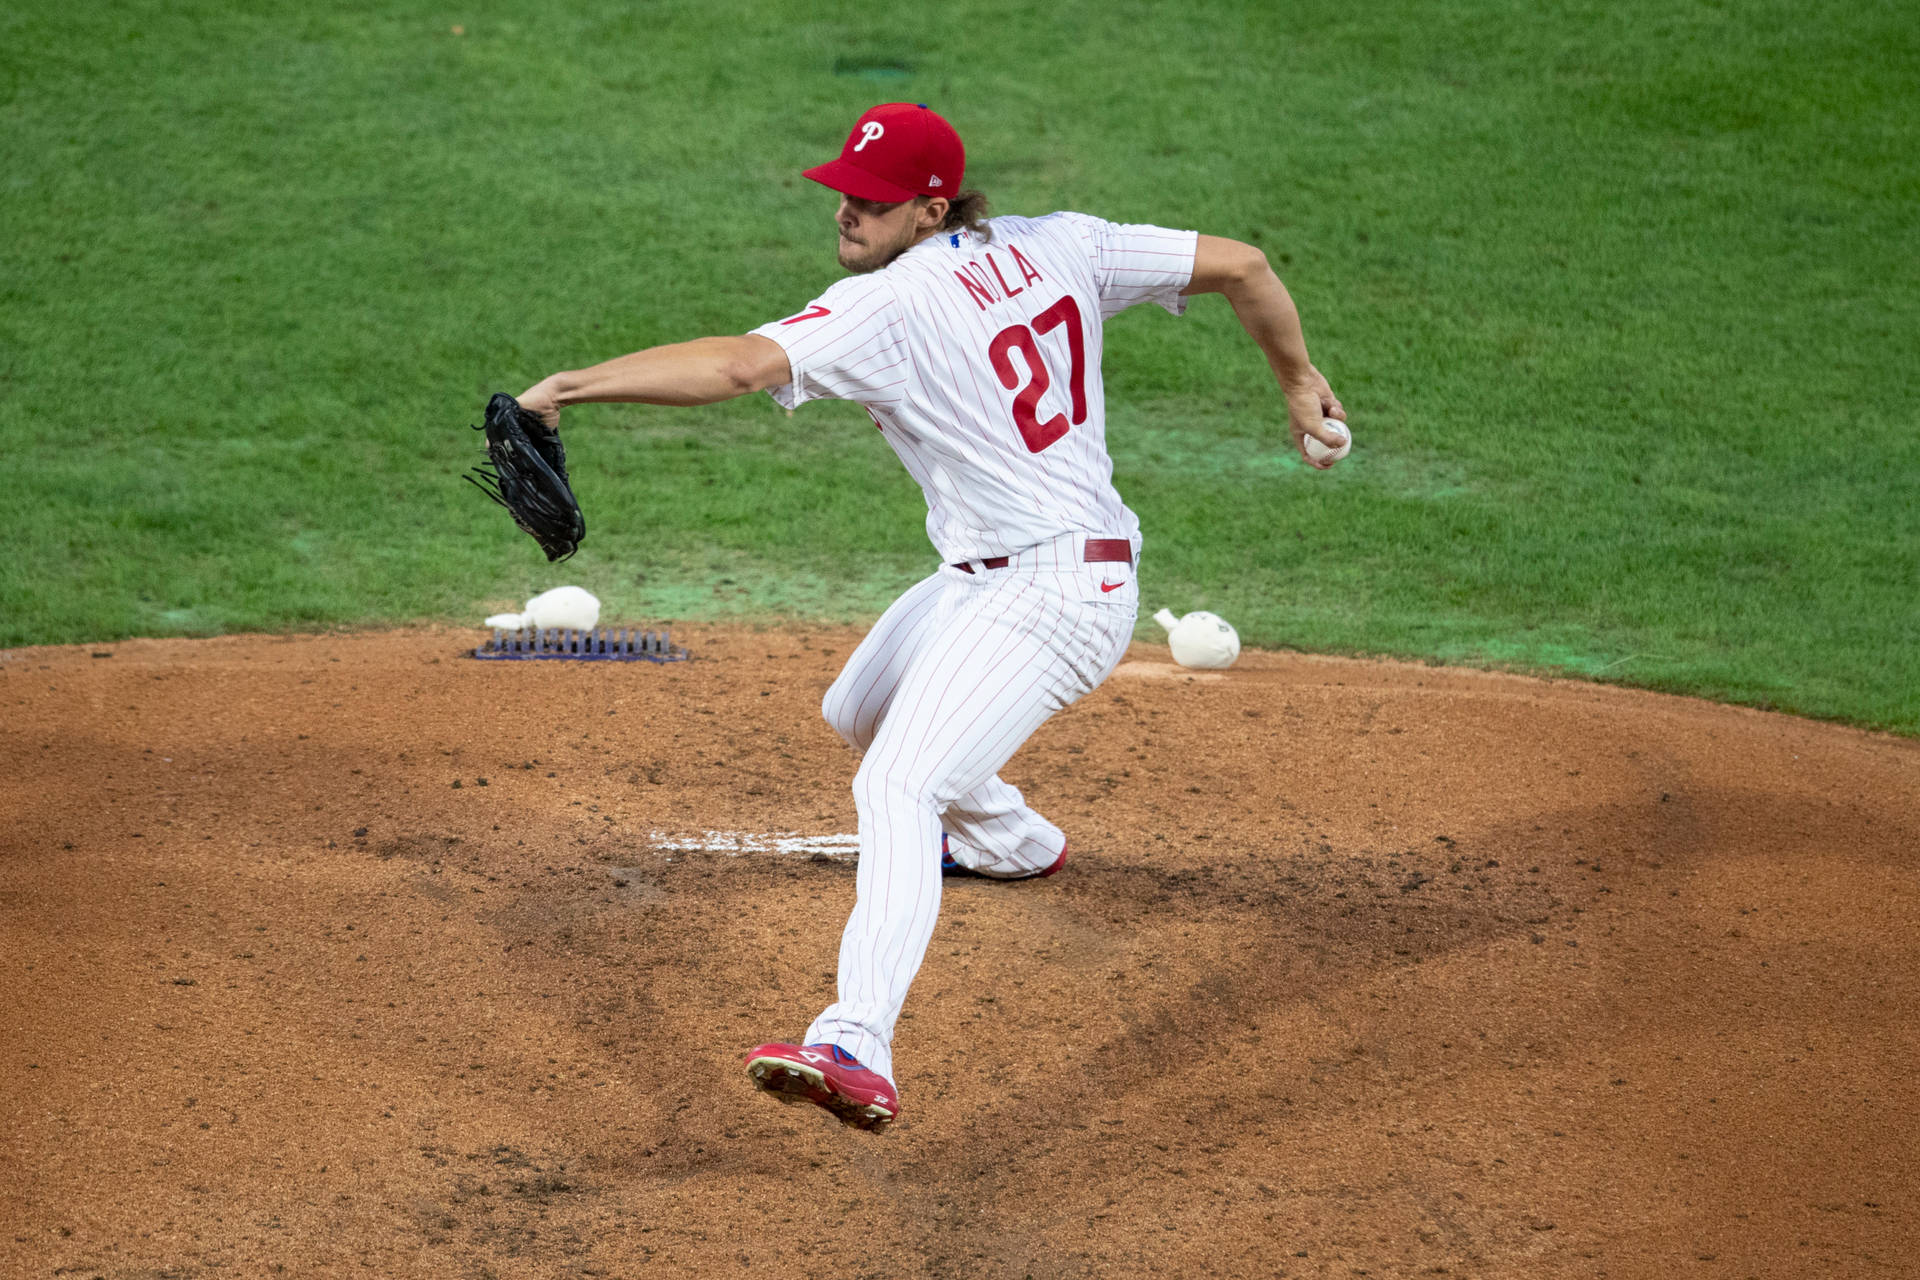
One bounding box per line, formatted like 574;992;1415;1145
952;538;1133;574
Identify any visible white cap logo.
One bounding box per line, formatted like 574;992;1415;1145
928;174;943;187
854;121;885;152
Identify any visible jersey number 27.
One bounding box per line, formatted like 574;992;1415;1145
988;295;1086;453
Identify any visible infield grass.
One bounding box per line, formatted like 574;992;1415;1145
2;0;1916;731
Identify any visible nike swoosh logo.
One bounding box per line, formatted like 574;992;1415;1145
779;305;831;325
1100;580;1125;593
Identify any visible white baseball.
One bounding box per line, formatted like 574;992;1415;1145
1303;419;1351;467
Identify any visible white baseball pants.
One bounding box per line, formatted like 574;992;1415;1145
805;532;1139;1084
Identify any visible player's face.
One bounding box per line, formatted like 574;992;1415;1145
834;194;924;273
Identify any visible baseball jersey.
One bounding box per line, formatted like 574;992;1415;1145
749;213;1198;562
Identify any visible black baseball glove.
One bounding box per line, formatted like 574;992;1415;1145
464;392;585;562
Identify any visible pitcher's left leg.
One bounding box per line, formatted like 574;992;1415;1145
804;580;1131;1084
820;570;946;752
824;570;1070;878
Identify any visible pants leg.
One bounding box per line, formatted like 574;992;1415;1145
822;572;1068;875
807;570;1135;1082
819;571;945;754
937;780;1066;877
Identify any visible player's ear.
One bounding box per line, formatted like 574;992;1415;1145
917;196;949;230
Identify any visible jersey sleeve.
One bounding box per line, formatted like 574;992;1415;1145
1050;212;1200;320
748;275;909;412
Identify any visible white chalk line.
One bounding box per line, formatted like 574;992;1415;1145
646;830;858;861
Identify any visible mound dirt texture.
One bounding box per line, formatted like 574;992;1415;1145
3;626;1916;1279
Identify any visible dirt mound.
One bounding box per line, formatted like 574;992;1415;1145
3;627;1915;1277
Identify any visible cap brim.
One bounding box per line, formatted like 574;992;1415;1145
803;159;919;203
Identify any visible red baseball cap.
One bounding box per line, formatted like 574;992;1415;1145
803;103;966;203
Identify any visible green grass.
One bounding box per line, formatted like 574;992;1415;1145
2;0;1916;732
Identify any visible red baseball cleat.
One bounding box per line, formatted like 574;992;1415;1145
744;1042;899;1129
940;832;1068;879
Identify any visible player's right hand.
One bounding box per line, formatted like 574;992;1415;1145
1286;364;1345;458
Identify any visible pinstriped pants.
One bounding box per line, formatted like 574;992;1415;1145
805;533;1139;1084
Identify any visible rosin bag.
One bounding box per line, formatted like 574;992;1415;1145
1154;607;1240;669
484;585;601;632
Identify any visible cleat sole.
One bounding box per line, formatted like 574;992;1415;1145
747;1057;895;1130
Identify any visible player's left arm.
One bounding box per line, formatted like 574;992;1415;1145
1183;235;1345;459
515;335;793;428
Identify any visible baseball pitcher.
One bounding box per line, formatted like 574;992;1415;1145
512;103;1345;1128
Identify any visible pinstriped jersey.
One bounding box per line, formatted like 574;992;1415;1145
749;213;1198;563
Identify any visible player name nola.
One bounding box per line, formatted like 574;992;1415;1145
951;242;1048;310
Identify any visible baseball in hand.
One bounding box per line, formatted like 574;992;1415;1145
1303;419;1351;468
